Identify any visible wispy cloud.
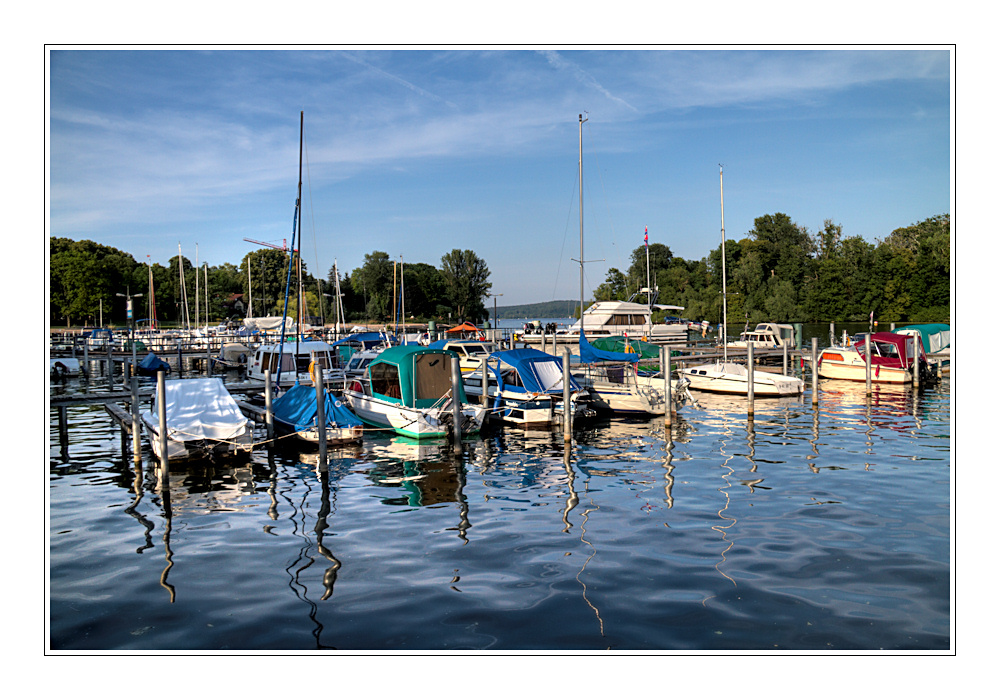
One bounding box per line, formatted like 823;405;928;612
538;50;639;113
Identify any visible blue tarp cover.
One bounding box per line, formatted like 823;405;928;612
138;352;171;373
329;332;393;348
578;331;640;364
272;384;363;432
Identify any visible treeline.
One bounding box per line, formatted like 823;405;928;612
49;238;493;328
495;300;578;319
594;213;950;325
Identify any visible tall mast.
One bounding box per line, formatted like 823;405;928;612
720;164;728;362
578;113;585;325
276;111;304;387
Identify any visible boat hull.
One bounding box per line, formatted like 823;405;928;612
680;363;803;396
141;413;253;462
817;361;911;384
343;389;485;439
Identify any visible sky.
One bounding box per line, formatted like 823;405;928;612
47;47;952;308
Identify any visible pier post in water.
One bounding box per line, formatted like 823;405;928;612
130;376;141;464
480;357;489;407
451;357;463;453
264;369;274;442
747;343;755;417
660;346;671;429
562;347;572;442
811;338;819;406
865;333;872;397
912;337;920;388
156;370;169;473
314;366;327;467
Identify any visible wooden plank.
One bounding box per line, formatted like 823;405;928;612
104;402;135;434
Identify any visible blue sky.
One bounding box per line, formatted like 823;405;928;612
47;48;952;307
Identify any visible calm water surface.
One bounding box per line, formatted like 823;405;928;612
48;371;951;651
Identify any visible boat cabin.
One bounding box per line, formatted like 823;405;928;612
248;340;341;385
357;346;470;408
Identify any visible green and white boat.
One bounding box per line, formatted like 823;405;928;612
343;345;487;439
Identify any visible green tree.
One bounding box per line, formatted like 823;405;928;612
440;249;491;322
594;268;628;301
351;251;394;321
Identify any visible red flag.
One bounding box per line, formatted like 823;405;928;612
644;227;648;247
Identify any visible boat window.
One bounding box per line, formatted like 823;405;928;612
413;353;453;402
822;352;844;361
370;362;402;400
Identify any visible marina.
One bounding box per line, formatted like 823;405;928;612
47;322;953;651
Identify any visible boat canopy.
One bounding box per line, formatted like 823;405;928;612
366;345;469;408
893;324;951;354
854;332;925;366
445;322;481;334
579;332;639;364
152;378;248;442
272;384;362;432
243;316;295;332
488;348;581;394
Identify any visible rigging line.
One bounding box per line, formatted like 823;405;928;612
552;164;580;301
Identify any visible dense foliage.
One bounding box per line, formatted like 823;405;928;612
49;213;948;328
594;213;950;325
49;237;492;328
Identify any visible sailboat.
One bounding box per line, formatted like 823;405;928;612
678;167;803;397
569;114;690;413
266;112;363;445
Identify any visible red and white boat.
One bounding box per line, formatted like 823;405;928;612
816;332;931;384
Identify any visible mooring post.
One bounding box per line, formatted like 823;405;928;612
131;376;141;464
747;343;755;417
451;357;463;453
865;333;872;397
177;340;183;379
206;342;212;376
480;357;489;407
661;345;672;428
264;369;274;442
156;370;169;472
314;365;327;467
562;347;572;443
783;341;788;376
83;341;89;378
912;336;920;388
811;338;819;406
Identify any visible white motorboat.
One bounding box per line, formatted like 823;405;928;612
141;377;254;462
247;339;344;387
427;338;498;373
727;322;796;350
814;331;933;384
679;362;803;396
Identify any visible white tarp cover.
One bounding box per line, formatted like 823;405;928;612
153;378;248;441
531;359;566;392
243;316;296;332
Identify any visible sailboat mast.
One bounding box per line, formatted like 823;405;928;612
579;113;587;328
195;244;200;329
276;110;304;387
178;243;189;330
720;164;728;362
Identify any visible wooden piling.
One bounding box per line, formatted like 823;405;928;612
661;346;672;429
451;357;462;453
865;333;872;397
747;343;755;417
811;338;819;406
130;376;141;464
562;347;572;442
314;365;327;467
156;370;169;472
264;369;274;441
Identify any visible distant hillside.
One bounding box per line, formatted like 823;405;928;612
495;300;580;319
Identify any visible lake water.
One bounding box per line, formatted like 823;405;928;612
47;358;952;652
